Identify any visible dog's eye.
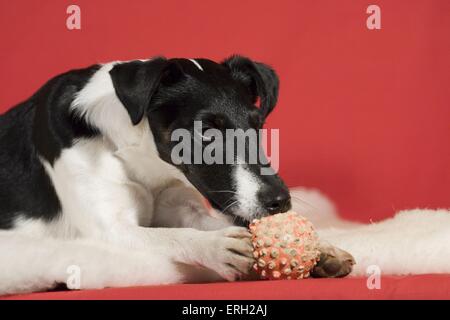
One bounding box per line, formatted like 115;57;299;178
193;114;227;143
194;128;213;141
194;125;215;142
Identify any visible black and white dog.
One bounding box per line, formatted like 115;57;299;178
0;56;353;294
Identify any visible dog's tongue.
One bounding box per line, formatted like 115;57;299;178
202;197;213;214
201;196;227;219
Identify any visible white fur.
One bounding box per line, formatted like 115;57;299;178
233;164;261;219
188;59;204;71
71;62;143;148
0;231;182;295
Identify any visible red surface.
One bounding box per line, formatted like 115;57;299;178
3;275;450;300
0;0;449;300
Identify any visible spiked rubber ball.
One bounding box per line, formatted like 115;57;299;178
249;211;321;280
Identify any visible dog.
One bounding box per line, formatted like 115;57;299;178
0;56;354;295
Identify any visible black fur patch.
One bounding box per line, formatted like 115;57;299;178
0;65;100;229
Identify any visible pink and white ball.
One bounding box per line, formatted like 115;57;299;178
249;211;320;280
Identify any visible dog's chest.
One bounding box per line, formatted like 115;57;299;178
41;135;184;235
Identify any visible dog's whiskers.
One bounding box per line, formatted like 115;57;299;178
290;194;318;211
208;190;239;195
232;214;239;226
222;199;239;214
221;196;237;207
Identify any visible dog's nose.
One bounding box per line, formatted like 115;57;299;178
261;190;291;214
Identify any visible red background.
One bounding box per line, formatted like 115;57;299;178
0;0;448;222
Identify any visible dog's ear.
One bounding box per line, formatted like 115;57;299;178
222;55;279;119
110;57;183;125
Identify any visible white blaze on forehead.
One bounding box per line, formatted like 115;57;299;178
234;164;260;218
188;59;204;71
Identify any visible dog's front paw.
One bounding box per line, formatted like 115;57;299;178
198;227;255;281
311;242;355;278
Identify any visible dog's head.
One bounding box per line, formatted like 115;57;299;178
110;56;291;223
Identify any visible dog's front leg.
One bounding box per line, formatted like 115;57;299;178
310;241;355;278
106;224;254;282
151;182;234;231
